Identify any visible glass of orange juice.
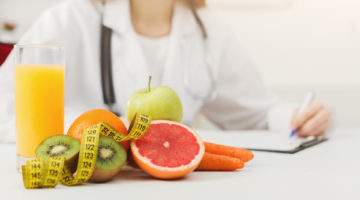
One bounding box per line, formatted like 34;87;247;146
14;44;65;171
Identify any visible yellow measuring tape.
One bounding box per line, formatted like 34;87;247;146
22;113;151;189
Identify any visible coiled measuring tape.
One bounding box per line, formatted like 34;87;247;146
22;113;151;189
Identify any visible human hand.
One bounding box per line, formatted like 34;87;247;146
290;102;331;137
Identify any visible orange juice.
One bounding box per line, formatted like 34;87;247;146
15;65;64;158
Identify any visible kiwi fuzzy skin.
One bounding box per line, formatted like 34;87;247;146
89;167;122;183
66;154;79;174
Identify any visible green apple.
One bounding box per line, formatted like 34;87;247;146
126;77;183;123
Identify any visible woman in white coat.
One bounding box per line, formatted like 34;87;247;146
0;0;330;142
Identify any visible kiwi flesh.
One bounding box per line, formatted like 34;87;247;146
36;135;80;173
89;136;127;183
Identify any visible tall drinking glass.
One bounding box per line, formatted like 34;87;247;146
14;45;65;171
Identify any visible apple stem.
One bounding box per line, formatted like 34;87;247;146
148;76;152;92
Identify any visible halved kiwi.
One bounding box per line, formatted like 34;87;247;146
36;135;80;173
89;136;127;183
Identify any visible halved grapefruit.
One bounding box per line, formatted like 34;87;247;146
131;120;205;179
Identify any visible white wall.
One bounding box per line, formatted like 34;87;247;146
0;0;60;41
206;0;360;129
1;0;359;128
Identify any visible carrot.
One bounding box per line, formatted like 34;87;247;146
196;152;244;171
204;142;254;162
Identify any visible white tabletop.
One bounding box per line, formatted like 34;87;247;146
1;129;359;200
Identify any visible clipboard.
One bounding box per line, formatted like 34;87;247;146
197;130;328;154
246;137;328;154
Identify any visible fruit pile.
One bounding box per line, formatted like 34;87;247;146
22;78;254;188
125;77;253;177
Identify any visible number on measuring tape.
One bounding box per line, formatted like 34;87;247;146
21;113;152;189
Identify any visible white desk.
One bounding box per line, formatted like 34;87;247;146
1;129;359;200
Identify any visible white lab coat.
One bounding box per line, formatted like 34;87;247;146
0;0;296;142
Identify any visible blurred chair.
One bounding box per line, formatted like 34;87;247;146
0;42;13;66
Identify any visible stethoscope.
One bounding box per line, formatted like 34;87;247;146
100;3;216;116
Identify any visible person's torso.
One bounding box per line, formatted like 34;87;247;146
60;0;225;124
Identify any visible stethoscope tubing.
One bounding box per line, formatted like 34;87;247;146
100;2;216;116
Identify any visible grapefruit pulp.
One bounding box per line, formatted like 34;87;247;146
131;120;204;179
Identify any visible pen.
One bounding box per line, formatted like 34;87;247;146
290;92;315;138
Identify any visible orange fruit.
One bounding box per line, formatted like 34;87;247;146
131;120;205;179
67;109;129;151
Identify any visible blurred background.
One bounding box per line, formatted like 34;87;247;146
0;0;359;129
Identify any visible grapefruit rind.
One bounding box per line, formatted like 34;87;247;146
131;120;205;179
